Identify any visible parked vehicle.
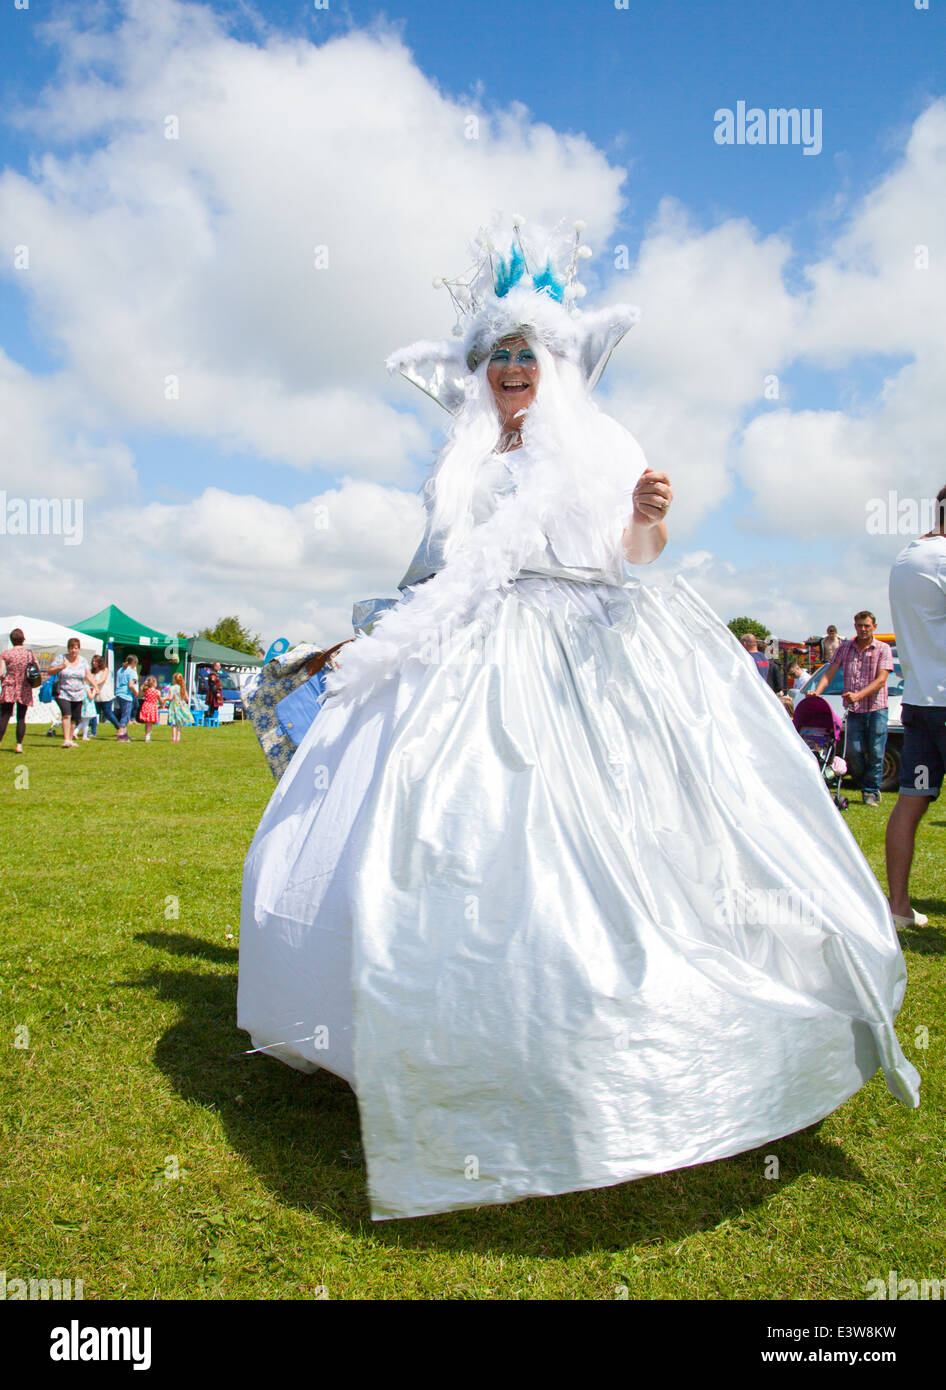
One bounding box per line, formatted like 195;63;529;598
195;667;245;719
793;663;903;792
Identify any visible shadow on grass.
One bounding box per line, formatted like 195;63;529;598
898;932;946;955
133;930;876;1258
896;902;946;955
911;897;946;917
137;930;238;966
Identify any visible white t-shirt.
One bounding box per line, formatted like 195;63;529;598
889;535;946;706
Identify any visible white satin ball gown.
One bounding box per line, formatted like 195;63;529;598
238;453;920;1221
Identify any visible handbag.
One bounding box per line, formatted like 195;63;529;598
25;652;43;688
246;641;351;780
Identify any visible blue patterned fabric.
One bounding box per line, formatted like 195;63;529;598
245;644;322;780
276;669;327;748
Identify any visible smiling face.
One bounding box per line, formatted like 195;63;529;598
485;333;539;430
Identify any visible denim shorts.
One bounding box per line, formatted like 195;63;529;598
899;703;946;799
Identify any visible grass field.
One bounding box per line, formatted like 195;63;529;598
1;719;943;1300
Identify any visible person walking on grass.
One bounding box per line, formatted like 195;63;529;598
114;655;139;742
48;638;97;749
90;654;119;733
75;687;98;741
0;627;38;754
138;676;163;742
166;672;195;744
812;612;893;806
75;654;107;741
885;483;946;930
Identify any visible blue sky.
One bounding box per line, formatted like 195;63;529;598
5;0;938;262
1;0;943;642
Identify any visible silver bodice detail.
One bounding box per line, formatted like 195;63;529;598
396;452;623;592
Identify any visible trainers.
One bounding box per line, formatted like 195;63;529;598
862;792;880;807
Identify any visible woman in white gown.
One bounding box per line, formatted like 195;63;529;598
238;221;919;1221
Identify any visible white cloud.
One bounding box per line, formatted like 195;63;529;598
0;349;137;499
0;2;625;478
613;198;800;409
0;476;425;646
594;198;801;534
596;108;946;544
798;101;946;364
0;0;944;644
736;408;886;535
664;547;905;641
734;100;946;533
146;478;420;635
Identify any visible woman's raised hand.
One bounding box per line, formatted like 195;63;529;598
632;468;673;528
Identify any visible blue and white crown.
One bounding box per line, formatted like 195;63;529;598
386;215;639;414
438;216;589;329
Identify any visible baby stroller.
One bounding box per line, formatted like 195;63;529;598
792;694;849;811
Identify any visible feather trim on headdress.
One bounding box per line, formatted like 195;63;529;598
386;216;639;413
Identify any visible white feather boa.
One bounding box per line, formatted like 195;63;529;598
322;481;546;709
322;376;640;710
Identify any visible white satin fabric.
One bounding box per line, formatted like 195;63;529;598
238;565;919;1221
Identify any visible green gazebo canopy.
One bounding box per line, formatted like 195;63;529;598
187;637;263;667
71;604;176;648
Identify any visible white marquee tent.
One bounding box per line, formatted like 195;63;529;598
0;615;103;724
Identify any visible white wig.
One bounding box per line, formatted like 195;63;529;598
323;328;644;708
423;326;640;565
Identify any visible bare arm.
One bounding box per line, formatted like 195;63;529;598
622;517;668;564
622;469;673;565
844;669;889;706
812;661;842;697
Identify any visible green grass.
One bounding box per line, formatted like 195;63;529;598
1;721;942;1300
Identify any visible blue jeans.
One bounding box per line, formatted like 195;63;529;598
114;696;134;729
845;709;888;796
96;699;121;730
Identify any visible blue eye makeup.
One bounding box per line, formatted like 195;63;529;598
489;347;538;366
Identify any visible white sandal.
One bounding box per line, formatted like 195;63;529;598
891;907;929;928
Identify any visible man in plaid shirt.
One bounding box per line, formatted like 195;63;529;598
812;610;894;806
